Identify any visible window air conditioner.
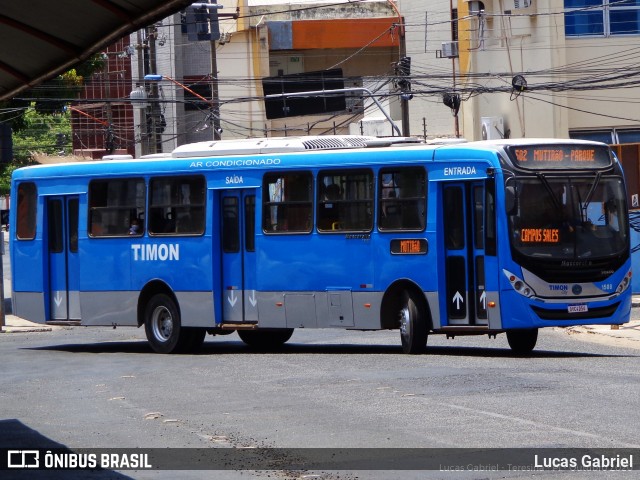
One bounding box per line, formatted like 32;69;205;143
481;117;504;140
513;0;535;11
441;41;459;58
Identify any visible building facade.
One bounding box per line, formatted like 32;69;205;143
131;0;404;155
71;38;136;158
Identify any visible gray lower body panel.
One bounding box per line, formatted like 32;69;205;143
80;291;138;326
12;292;46;323
175;291;215;327
79;291;215;327
256;290;383;329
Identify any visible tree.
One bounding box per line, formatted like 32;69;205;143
0;161;24;195
0;54;106;193
0;53;105;132
11;106;72;162
0;106;72;195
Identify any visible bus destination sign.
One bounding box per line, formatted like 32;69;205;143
506;145;611;170
520;228;560;244
390;239;428;255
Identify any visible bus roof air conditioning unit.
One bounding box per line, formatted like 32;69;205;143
441;41;459;58
481;117;504;140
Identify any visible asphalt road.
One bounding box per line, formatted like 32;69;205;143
1;323;640;479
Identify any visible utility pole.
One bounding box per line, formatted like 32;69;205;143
147;25;163;154
189;2;226;140
451;0;460;138
136;29;150;156
210;38;221;140
399;17;410;137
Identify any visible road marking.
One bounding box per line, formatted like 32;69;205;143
447;403;640;448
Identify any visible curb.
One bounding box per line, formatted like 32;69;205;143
0;326;54;334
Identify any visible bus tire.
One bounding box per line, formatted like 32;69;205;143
144;294;190;354
399;292;427;354
237;328;294;349
506;328;538;355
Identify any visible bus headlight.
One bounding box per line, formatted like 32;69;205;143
615;270;632;295
504;269;536;298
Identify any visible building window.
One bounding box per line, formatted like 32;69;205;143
569;130;614;143
565;1;640;37
569;129;640;144
616;129;640;143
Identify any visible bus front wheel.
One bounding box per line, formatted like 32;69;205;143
237;329;294;349
399;292;427;354
506;328;538;355
144;294;192;354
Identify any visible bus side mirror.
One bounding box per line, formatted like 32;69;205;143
505;186;517;214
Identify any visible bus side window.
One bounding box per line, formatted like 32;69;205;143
263;172;312;234
318;183;341;230
90;209;105;236
378;167;426;231
88;178;145;237
16;182;37;240
148;175;205;236
318;170;373;233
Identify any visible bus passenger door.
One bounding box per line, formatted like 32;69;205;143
220;189;257;323
442;182;489;326
47;196;80;321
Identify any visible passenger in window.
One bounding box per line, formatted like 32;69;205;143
320;183;341;230
324;183;341;203
129;218;141;235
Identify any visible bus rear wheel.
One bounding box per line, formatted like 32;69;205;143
144;293;192;354
506;328;538;355
399;292;427;354
237;328;294;350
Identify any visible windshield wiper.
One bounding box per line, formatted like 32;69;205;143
582;171;601;209
535;172;562;211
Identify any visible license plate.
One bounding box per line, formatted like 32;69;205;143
568;304;588;313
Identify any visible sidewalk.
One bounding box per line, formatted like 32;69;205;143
0;314;64;333
2;298;640;342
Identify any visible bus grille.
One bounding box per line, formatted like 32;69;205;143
531;302;620;321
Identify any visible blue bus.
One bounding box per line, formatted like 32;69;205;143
9;136;631;354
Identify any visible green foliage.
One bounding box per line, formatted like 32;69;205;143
75;53;107;79
12;106;72;162
0;160;31;195
1;53;106;127
0;99;29;131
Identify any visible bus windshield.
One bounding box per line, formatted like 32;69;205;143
508;175;628;259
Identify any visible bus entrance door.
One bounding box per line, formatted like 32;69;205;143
46;196;80;321
220;190;257;323
442;182;489;327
